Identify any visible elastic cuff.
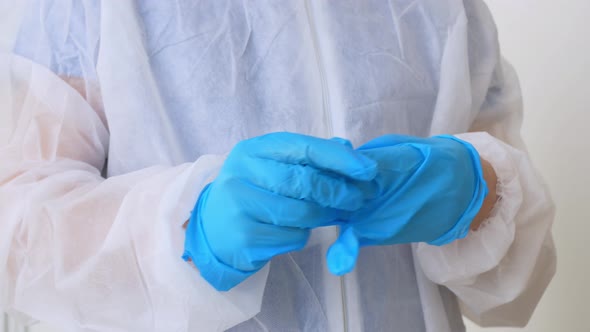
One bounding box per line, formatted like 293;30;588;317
427;135;488;246
415;154;519;284
182;184;258;291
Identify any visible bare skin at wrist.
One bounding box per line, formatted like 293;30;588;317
470;157;498;231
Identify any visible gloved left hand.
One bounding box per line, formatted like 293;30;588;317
326;135;488;276
182;132;378;291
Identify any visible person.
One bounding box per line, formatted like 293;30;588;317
0;1;556;331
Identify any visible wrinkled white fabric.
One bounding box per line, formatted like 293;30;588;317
0;0;555;331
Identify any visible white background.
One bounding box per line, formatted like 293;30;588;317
466;0;590;331
1;1;589;331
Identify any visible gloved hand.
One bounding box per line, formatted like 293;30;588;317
326;135;488;276
183;132;378;291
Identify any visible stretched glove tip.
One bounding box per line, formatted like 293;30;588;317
326;239;359;276
327;255;355;276
328;263;352;276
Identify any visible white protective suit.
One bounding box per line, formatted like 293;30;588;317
0;0;556;331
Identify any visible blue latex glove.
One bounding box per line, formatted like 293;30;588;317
326;135;488;276
183;132;377;291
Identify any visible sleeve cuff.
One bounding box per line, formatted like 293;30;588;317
416;132;522;284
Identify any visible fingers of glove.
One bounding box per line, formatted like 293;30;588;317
239;225;310;269
217;224;310;271
226;178;351;227
329;137;354;149
242;132;377;181
252;224;310;255
242;159;367;210
326;227;360;276
357;145;425;173
358;134;424;150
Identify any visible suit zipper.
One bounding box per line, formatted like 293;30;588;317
304;2;348;332
304;0;334;138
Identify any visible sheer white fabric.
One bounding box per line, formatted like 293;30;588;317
0;0;555;331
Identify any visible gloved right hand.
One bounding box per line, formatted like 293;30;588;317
326;135;488;276
183;132;378;291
